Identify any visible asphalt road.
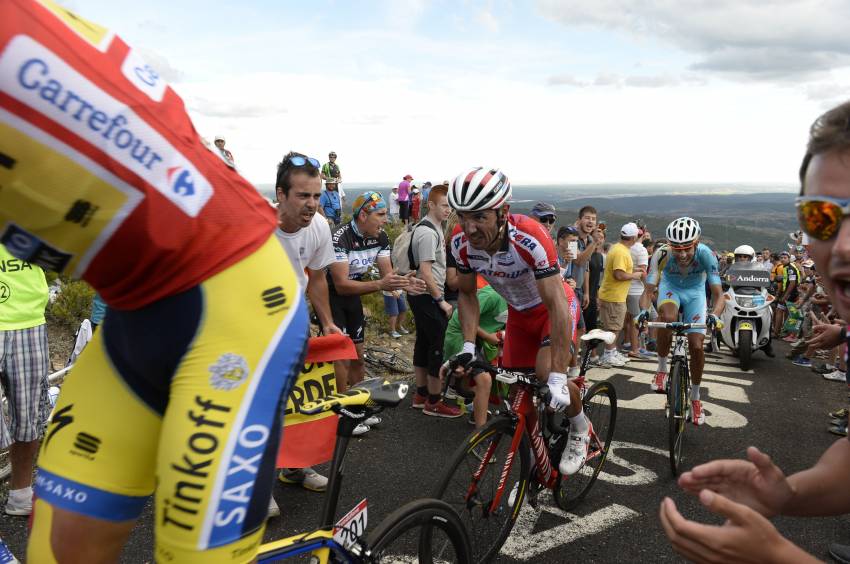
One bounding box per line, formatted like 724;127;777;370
2;341;848;563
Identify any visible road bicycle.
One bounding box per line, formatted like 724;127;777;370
644;321;706;476
433;329;618;563
256;378;471;563
363;345;413;375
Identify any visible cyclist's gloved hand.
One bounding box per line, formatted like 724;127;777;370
706;313;722;331
547;372;571;412
636;309;650;326
449;341;477;370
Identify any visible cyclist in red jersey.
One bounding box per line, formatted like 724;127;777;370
447;167;589;476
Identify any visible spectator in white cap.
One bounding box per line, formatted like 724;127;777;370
596;222;644;366
214;135;235;166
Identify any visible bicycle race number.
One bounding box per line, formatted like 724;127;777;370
333;498;368;550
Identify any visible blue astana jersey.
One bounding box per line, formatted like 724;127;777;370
647;243;721;289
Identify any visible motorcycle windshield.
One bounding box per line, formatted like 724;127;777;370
727;263;771;288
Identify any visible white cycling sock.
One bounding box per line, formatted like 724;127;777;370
657;356;668;372
690;384;700;401
569;412;589;434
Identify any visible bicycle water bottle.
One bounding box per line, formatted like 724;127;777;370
0;537;19;564
48;386;61;408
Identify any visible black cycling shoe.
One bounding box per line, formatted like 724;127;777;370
829;543;850;564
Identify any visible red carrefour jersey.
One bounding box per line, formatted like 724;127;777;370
450;214;560;311
0;0;276;309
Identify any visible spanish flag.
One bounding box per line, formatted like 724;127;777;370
277;334;358;468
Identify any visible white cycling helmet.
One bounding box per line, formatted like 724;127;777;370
448;167;512;212
666;217;701;245
733;244;756;259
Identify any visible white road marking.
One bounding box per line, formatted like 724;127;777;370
593;441;668;486
500;490;639;560
615;394;748;428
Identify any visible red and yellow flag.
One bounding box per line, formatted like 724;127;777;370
277;334;357;468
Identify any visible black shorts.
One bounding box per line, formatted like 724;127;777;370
583;293;599;331
399;201;410;220
407;294;448;377
330;292;365;344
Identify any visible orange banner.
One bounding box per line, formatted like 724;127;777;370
277;334;357;468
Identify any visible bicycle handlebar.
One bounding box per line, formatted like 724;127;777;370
645;321;707;330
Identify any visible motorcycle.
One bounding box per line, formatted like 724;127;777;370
717;262;774;371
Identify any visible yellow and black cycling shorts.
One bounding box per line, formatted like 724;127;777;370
30;235;308;563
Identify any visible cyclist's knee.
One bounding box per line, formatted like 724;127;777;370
29;502;135;564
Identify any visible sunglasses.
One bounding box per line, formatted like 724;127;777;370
540;216;556;224
285;154;321;169
670;243;695;252
796;196;850;241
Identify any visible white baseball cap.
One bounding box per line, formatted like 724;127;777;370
214;135;225;142
620;222;639;237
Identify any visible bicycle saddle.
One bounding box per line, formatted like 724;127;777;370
581;329;616;345
298;381;409;415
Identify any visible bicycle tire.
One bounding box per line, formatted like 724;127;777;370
553;380;617;511
432;416;530;564
668;359;687;476
364;347;413;374
366;498;472;563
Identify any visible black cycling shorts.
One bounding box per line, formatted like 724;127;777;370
330;292;365;344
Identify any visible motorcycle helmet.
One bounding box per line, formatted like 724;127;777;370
733;244;756;262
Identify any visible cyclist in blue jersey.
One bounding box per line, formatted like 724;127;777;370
638;217;724;425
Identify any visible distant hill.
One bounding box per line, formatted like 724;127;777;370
509;193;797;252
254;183;799;252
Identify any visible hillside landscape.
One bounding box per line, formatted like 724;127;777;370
256;183;800;251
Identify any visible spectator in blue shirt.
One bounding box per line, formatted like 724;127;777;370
319;181;342;226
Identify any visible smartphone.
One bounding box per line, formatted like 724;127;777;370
567;241;579;257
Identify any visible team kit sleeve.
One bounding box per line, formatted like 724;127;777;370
449;226;473;274
521;219;560;279
331;227;349;262
701;247;722;286
646;249;663;286
377;231;392;258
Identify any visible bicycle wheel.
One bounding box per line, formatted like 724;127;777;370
432;416;530;564
366;498;472;563
667;359;688;476
553;380;617;511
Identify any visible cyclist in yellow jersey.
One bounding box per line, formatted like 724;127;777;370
0;2;308;562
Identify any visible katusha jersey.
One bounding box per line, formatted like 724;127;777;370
0;0;276;309
647;243;722;289
450;214;560;311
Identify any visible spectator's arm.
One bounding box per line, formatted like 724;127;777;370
328;262;380;296
784;439;850;517
306;269;336;332
576;238;595;265
417;260;442;299
613;269;641;281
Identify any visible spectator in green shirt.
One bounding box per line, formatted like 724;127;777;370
443;283;508;427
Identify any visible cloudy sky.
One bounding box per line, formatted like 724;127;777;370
61;0;850;186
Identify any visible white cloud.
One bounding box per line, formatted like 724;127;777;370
537;0;850;80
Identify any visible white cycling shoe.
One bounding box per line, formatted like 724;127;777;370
559;417;593;476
